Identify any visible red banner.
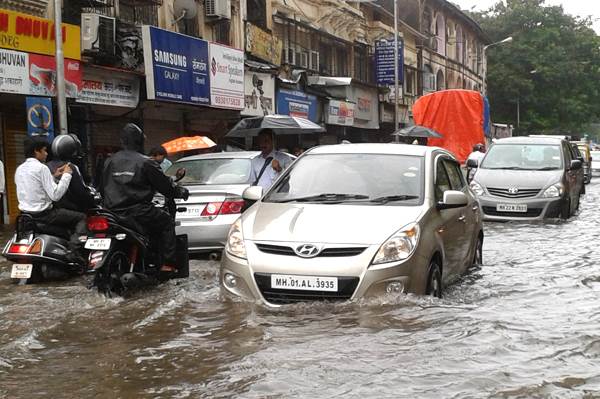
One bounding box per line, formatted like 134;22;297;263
28;53;82;97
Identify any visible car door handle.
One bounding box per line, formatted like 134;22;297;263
458;215;467;223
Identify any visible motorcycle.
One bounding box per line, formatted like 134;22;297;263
86;169;189;296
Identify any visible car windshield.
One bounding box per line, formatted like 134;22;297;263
264;153;424;205
166;158;252;185
481;144;563;170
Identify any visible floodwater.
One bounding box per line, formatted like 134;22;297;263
1;184;600;398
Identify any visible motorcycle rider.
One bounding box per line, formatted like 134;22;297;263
101;123;189;275
47;134;96;213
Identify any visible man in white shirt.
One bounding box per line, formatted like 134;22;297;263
15;139;86;238
250;129;293;192
466;143;486;182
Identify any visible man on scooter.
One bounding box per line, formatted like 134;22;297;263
15;138;87;241
101;123;189;275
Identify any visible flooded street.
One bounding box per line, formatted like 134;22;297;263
1;185;600;398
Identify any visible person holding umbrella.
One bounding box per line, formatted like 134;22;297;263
251;129;293;191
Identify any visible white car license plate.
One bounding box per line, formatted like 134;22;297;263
271;274;338;292
11;264;33;279
85;238;112;250
184;205;205;216
496;204;528;212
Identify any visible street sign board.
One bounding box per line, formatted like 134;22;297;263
26;96;54;142
375;38;404;86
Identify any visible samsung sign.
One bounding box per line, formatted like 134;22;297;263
142;26;210;105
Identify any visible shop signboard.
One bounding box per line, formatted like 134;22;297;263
276;89;318;122
26;96;54;142
142;26;210;106
375;38;404;86
209;42;244;110
243;72;275;116
77;68;140;108
326;100;355;126
245;23;283;65
0;47;82;97
0;8;81;60
349;85;379;129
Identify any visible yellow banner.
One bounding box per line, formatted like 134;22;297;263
0;8;80;60
246;23;282;66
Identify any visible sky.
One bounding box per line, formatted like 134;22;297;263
451;0;600;33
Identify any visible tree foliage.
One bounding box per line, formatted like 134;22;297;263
472;0;600;135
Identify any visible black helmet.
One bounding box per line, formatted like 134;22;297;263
473;143;485;152
121;123;144;152
51;134;82;161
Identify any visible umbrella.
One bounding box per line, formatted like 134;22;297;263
227;114;325;137
161;136;216;154
392;125;443;138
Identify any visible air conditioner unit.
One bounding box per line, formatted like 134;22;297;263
283;48;296;65
205;0;231;19
81;13;116;56
309;51;319;71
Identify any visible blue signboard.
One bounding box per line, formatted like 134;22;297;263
375;38;404;86
26;96;54;143
142;26;210;105
276;89;318;122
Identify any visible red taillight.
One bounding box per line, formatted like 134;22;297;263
87;216;109;232
220;200;245;215
9;244;29;254
201;202;223;217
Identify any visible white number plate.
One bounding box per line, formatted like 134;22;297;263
85;238;112;250
271;274;338;292
496;204;527;212
11;264;33;279
184;205;205;216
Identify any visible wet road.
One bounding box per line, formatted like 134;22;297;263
1;184;600;398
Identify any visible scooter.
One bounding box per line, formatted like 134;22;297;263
86;171;189;296
2;214;86;284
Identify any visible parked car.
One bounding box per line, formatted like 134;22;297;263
469;136;584;221
572;141;592;183
591;150;600;176
220;143;484;306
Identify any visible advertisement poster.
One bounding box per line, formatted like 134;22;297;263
77;68;140;108
326;100;355;126
209;42;244;110
142;26;210;105
243;72;274;116
26;96;54;142
276;89;318;122
375;38;404;86
29;53;82;97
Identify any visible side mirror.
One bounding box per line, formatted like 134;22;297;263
570;160;582;170
243;186;263;201
437;190;469;210
174;168;186;182
466;158;479;168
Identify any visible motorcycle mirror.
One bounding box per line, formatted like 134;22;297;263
175;168;186;182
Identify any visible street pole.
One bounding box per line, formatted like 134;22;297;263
54;0;68;135
516;96;520;128
482;36;513;96
393;0;400;141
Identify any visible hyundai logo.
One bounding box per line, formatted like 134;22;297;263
508;187;519;194
294;244;322;258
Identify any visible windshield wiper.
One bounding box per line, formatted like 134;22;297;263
366;195;420;204
275;193;370;203
486;166;529;170
533;167;560;171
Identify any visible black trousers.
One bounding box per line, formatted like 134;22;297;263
127;205;176;265
32;207;87;239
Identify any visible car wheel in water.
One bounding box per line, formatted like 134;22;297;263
472;235;483;267
560;197;571;220
426;261;442;298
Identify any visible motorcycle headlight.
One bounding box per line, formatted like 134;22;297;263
470;181;485;197
225;218;247;259
372;223;419;265
542;184;564;198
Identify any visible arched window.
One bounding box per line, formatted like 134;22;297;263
435;14;446;56
436;70;445;91
456;25;463;63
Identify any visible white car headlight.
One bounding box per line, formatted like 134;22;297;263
225;218;247;259
372;223;419;265
542;184;564;198
470;181;485;197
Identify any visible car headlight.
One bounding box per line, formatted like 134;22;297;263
542;183;564;198
225;218;247;259
372;223;419;265
470;181;485;197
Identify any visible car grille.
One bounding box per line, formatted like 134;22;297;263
482;206;543;218
486;187;541;198
254;273;359;304
255;243;367;257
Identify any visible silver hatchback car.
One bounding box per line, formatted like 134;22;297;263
220;144;484;306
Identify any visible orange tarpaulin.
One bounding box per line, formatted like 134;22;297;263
412;90;486;163
161;136;216;154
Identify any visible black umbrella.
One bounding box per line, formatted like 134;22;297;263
227;115;325;137
392;125;443;138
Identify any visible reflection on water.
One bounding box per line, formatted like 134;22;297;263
2;184;600;397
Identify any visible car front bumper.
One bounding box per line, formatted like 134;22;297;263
478;195;563;221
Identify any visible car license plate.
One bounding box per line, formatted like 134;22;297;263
271;274;338;292
11;264;33;279
185;205;205;216
496;204;527;212
84;238;112;250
